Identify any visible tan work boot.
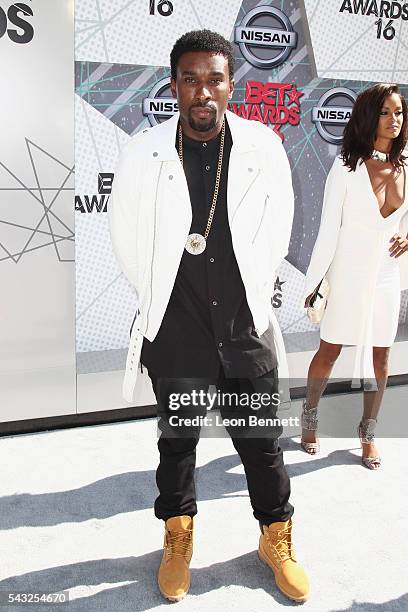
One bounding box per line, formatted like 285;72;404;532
258;519;309;602
158;515;193;602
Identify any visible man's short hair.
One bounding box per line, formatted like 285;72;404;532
170;29;234;81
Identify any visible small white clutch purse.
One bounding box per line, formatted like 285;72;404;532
307;277;330;323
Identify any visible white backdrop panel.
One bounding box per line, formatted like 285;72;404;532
303;0;408;84
75;0;243;65
0;0;75;420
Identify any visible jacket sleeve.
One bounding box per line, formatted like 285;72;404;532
108;140;140;298
303;156;348;301
262;132;295;273
273;136;294;268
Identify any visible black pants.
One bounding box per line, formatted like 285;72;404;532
148;367;293;526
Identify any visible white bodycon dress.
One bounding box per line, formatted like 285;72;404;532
320;212;406;347
304;156;408;384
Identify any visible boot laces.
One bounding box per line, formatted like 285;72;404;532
165;529;192;558
270;525;295;562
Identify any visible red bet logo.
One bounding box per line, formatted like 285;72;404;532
245;81;293;106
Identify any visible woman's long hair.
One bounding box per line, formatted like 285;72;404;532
341;83;407;171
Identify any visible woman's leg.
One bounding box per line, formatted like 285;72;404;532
301;339;342;451
359;346;390;467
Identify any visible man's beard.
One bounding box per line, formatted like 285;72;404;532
187;106;217;132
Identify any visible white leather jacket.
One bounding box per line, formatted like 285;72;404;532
109;110;294;402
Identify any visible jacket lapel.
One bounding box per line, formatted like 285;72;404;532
226;110;260;223
150;113;192;232
149;110;262;229
227;149;260;223
162;159;192;232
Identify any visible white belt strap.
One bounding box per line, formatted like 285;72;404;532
122;316;144;403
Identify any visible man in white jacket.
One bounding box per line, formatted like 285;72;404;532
109;29;309;603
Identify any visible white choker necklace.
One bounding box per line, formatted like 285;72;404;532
371;149;390;162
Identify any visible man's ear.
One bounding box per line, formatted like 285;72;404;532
229;79;235;99
170;77;177;99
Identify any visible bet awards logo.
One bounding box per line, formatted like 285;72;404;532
0;1;34;43
272;277;285;309
229;80;302;141
143;77;178;126
75;173;113;213
234;6;297;69
312;88;357;145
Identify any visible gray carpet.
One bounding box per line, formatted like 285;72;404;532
0;389;407;611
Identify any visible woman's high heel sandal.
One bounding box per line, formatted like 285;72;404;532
300;400;320;455
358;418;381;470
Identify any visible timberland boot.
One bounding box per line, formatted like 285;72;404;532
258;519;309;602
158;515;193;602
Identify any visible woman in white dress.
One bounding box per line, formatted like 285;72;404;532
301;84;408;469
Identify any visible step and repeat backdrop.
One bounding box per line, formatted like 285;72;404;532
1;0;407;422
74;0;408;387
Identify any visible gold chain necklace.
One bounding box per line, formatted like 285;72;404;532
178;117;225;255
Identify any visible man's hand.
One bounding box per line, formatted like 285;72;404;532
389;233;408;258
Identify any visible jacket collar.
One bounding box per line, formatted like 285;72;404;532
150;110;257;161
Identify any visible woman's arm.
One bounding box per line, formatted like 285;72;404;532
303;156;348;304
